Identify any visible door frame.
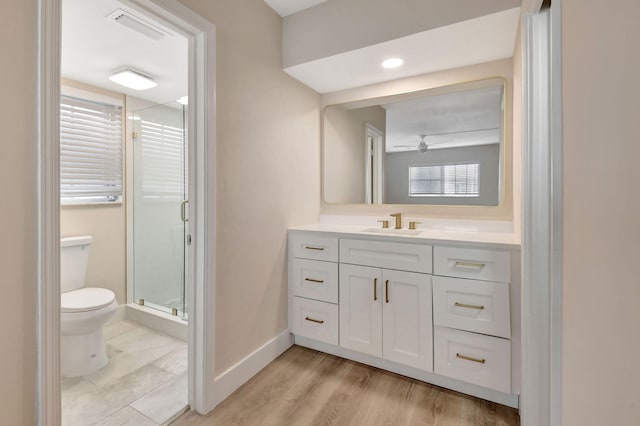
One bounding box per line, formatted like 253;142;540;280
36;0;217;423
520;1;563;425
364;123;384;204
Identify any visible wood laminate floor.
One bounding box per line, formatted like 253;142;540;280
172;345;519;426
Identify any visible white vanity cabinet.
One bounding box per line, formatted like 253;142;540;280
289;233;340;345
431;245;513;394
288;228;521;408
339;264;433;371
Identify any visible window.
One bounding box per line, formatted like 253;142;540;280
409;163;479;197
60;95;123;204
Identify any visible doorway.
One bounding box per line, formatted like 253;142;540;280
365;124;384;204
36;0;216;423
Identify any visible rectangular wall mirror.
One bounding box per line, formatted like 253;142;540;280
323;77;506;206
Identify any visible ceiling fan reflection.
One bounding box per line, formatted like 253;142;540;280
392;127;499;152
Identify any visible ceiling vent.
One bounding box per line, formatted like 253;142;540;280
107;9;169;41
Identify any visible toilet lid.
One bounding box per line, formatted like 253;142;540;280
61;288;115;313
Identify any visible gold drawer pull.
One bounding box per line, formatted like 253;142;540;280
304;278;324;283
454;302;485;310
373;278;378;301
305;317;324;324
385;280;389;304
456;353;486;364
454;261;485;269
304;246;324;251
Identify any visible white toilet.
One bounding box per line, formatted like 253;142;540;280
60;235;117;377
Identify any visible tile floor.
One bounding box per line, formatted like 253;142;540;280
62;320;188;426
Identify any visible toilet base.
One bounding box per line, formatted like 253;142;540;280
61;329;109;377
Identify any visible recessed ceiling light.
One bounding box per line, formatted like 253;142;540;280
109;69;157;90
382;58;404;69
176;96;188;105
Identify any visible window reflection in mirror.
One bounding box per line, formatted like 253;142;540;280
322;78;505;206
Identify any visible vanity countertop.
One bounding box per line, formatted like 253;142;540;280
289;222;521;250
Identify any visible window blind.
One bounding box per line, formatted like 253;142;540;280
60;95;123;203
409;163;479;197
139;118;185;200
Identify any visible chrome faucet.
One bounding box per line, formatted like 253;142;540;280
389;213;402;229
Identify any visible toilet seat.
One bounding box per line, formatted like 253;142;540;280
61;287;115;313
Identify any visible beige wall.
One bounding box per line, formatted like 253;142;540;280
562;1;640;424
0;0;37;424
324;105;385;203
321;58;518;223
178;0;320;375
60;80;127;304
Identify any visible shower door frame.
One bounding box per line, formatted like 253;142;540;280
36;0;217;423
127;101;190;318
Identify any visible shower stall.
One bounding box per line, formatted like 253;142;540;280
129;101;188;320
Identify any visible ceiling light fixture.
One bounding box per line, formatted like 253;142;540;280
382;58;404;69
176;96;188;105
109;69;157;90
417;134;429;153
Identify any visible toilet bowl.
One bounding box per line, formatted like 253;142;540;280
60;236;117;377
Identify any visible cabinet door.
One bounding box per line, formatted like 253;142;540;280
382;270;433;371
339;264;382;357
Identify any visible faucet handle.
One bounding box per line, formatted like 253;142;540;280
377;220;390;229
408;221;421;230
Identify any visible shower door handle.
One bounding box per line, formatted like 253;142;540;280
180;200;189;222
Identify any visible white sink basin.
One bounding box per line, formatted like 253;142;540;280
363;228;422;236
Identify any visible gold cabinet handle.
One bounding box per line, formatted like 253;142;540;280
304;317;324;324
304;278;324;283
454;302;485;310
456;353;486;364
304;246;324;251
385;280;389;303
373;278;378;301
454;261;485;269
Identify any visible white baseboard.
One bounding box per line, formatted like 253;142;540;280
212;330;293;407
295;335;520;409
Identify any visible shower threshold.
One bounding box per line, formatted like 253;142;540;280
126;303;187;342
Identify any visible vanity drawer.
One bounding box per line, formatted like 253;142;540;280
340;239;432;274
291;297;339;345
290;233;339;262
434;326;511;393
434;246;510;283
433;276;510;338
290;259;338;304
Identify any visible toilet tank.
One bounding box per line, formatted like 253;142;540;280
60;235;93;293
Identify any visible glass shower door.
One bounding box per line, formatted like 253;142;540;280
132;102;188;318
